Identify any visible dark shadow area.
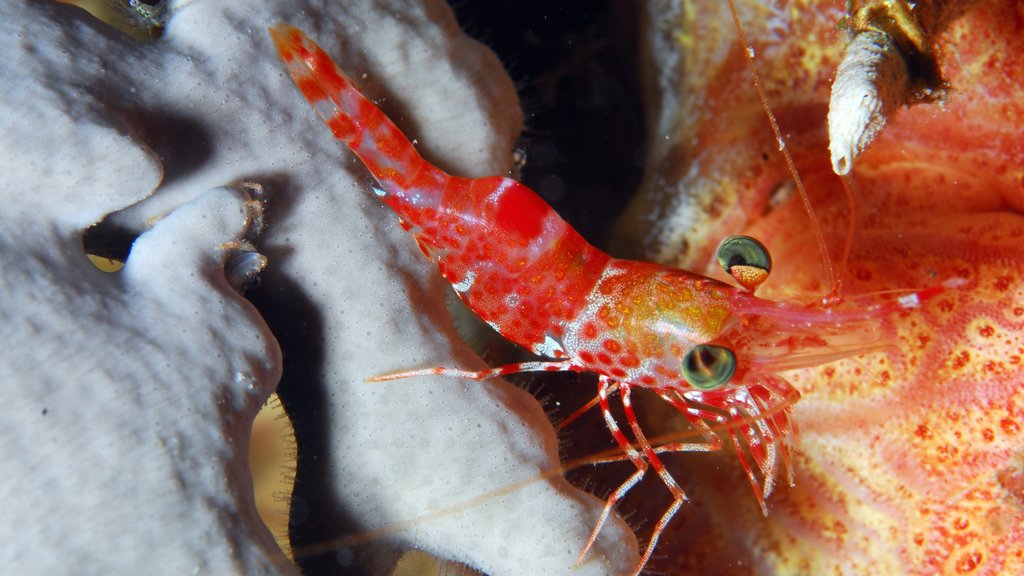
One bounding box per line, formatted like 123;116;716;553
82;218;140;263
247;269;366;576
125;108;215;187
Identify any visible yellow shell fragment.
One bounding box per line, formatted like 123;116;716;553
86;253;124;272
250;392;297;559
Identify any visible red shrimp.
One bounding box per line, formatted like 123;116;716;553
269;22;955;576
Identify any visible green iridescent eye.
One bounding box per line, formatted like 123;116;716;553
682;345;736;390
716;235;772;292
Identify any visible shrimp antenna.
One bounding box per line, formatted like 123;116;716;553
726;0;839;295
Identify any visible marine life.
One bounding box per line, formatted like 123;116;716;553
269;21;960;574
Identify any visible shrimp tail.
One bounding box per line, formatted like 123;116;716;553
269;24;447;207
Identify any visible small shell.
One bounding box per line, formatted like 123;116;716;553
828;1;955;175
828;30;910;175
225;247;267;292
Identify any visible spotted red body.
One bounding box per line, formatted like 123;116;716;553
269;23;955;576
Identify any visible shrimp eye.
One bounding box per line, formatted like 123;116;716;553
682;345;736;390
716;235;772;293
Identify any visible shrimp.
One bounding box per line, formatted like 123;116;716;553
269;22;954;576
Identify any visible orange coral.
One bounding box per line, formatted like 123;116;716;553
621;1;1024;574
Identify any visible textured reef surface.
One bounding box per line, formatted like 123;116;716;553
620;1;1024;574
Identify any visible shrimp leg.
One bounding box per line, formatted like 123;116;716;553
619;383;687;574
577;377;652;569
577;377;723;574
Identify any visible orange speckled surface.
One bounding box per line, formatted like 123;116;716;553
626;1;1024;574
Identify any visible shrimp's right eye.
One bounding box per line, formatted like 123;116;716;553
716;235;772;293
682;345;736;390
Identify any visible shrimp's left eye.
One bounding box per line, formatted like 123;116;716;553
682;345;736;390
717;235;772;293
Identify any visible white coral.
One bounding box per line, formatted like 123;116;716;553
0;0;636;574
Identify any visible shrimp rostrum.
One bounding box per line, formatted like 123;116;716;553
270;24;949;575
